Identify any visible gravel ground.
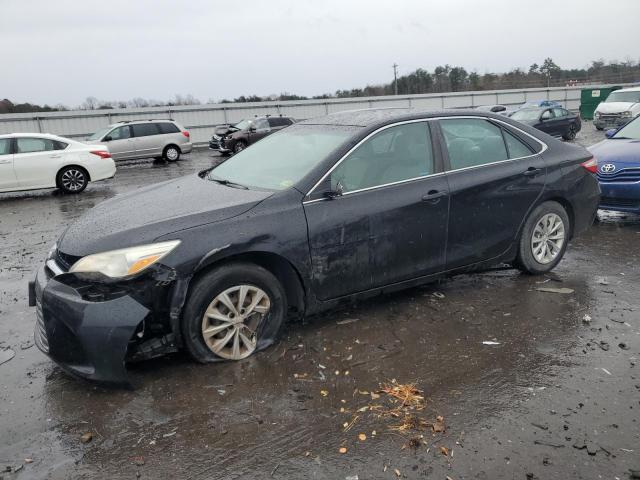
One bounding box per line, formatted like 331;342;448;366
0;121;639;480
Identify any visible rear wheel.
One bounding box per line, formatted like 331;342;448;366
182;263;287;363
562;123;577;141
515;201;570;274
56;166;88;194
163;145;180;162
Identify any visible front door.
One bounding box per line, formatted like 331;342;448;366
104;125;135;160
438;117;546;269
303;121;449;300
13;137;61;189
247;118;271;145
131;123;162;158
0;138;17;190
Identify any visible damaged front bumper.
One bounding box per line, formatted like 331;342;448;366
28;259;180;387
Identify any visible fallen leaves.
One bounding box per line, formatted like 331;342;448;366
440;446;450;456
381;381;425;409
358;433;367;441
320;389;329;397
339;447;348;454
80;432;93;444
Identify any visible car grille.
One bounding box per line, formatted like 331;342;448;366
34;297;49;353
55;250;80;272
597;167;640;183
601;197;640;208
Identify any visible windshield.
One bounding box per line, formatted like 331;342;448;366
511;109;541;122
612;115;640;140
231;119;252;130
87;126;112;141
208;124;358;190
605;91;640;103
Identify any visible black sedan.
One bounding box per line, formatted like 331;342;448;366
510;106;581;141
29;109;600;386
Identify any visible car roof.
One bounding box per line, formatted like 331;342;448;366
0;132;71;141
298;108;506;128
107;119;177;127
614;86;640;92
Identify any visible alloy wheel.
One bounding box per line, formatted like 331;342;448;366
166;147;179;161
61;169;86;191
201;285;271;360
531;213;565;264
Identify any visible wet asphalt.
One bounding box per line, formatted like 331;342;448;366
0;123;639;480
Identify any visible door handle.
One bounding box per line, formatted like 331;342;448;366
49;154;62;158
523;167;542;177
0;159;11;164
421;190;447;202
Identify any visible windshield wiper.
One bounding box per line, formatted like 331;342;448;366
208;175;248;189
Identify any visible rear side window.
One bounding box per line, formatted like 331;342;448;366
157;122;180;134
552;108;569;117
0;138;11;155
132;123;160;137
254;118;270;131
503;130;533;158
331;122;434;193
440;119;508;170
53;140;68;150
16;137;55;153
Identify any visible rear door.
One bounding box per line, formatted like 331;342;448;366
13;137;65;189
131;123;162;158
539;108;561;136
0;138;17;190
303;121;449;299
104;125;135;160
437;117;546;269
247;118;271;145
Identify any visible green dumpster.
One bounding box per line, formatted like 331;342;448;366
580;86;622;120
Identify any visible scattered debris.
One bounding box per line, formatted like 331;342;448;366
130;456;145;466
432;292;445;299
162;431;177;438
337;318;359;325
619;342;630;350
345;475;359;480
80;432;93;444
0;348;15;366
339;447;347;454
482;341;501;346
358;433;367;441
533;440;564;448
582;314;592;324
433;415;446;433
440;446;450;456
601;368;612;376
394;468;402;477
320;390;329;397
380;381;425;408
535;287;574;294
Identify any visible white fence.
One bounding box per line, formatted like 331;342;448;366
0;83;634;146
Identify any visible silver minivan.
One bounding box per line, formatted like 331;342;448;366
86;119;192;161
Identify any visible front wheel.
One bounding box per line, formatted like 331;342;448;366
233;141;246;154
163;145;181;162
182;263;287;363
515;201;570;275
57;166;88;194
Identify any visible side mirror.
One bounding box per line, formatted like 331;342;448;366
491;106;506;113
324;181;344;199
605;129;617;138
249;126;256;132
103;135;112;142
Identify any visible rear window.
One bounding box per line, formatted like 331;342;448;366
157;122;180;134
268;117;293;127
132;123;160;137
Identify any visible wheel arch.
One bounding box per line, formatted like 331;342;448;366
57;164;91;182
164;143;181;153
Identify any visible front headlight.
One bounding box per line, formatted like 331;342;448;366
69;240;180;278
594;111;601;119
621;111;632;117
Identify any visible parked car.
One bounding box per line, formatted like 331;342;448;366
593;87;640;130
475;105;512;116
588;115;640;214
511;107;581;140
515;100;563;110
0;133;115;194
29;109;600;385
87;119;192;162
210;116;295;154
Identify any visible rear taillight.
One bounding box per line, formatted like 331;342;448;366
90;150;112;159
182;131;190;138
581;157;597;174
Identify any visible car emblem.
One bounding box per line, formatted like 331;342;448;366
600;163;616;173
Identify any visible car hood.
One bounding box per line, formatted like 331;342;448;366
588;138;640;165
596;102;637;114
214;125;238;136
58;174;273;257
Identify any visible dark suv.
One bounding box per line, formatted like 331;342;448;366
210;116;295;154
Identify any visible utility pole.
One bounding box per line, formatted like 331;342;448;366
393;63;398;95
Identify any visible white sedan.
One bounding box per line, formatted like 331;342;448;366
0;133;116;194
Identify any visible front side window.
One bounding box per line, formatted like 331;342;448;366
0;138;11;155
606;91;640;103
540;109;554;121
254;119;270;131
440;118;509;170
331;122;434;193
16;137;55;154
109;126;131;140
552;108;568;118
132;123;160;137
209;124;357;191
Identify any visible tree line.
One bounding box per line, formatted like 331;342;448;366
2;58;639;113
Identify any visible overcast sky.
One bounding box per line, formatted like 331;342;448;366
2;0;639;107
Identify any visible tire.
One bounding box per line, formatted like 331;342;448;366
56;166;88;194
233;141;246;154
562;124;577;141
182;262;287;363
515;201;571;275
595;126;604;131
163;145;181;162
